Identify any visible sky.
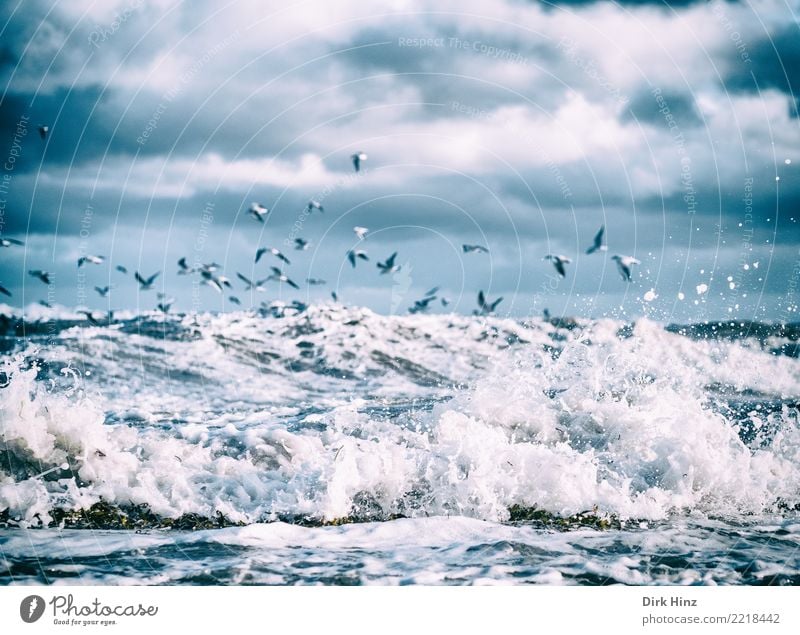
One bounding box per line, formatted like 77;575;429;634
0;0;799;321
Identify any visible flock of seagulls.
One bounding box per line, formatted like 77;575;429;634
543;225;641;283
1;139;643;319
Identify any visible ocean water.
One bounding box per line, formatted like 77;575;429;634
1;304;799;585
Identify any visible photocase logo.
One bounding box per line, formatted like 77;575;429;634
20;595;45;623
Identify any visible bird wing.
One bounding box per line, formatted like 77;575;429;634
236;272;252;286
386;252;397;267
255;248;266;262
146;272;160;285
135;272;146;285
555;260;566;277
478;290;486;309
348;251;356;267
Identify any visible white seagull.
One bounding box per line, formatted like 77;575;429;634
78;254;105;267
376;252;399;274
611;255;640;282
585;226;607;255
0;237;24;248
307;200;324;213
248;202;270;223
347;249;369;268
351;152;368;172
353;226;369;240
544;254;571;278
267;266;299;289
256;246;291;265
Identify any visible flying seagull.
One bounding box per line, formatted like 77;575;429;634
236;272;268;292
463;244;489;254
611;255;641;282
586;226;607;255
476;291;503;315
351;152;367;172
157;297;174;313
353;226;369;240
134;271;159;290
94;286;110;297
0;237;24;248
177;257;195;275
267;266;299;289
294;238;309;251
28;270;51;284
256;247;290;265
307;200;324;213
544;254;571;278
248;202;270;223
228;296;241;306
38;125;49;140
78;255;105;267
347;249;369;268
115;265;128;274
306;277;327;285
78;310;101;326
377;252;399;275
409;295;436;314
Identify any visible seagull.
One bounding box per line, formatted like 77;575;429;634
248;202;270;223
585;226;607;255
409;295;436;314
377;252;399;275
351;152;368;172
28;270;51;284
134;271;159;290
463;244;489;254
611;255;641;282
353;226;369;240
306;277;327;285
440;297;450;307
0;283;10;297
347;249;369;268
202;271;232;292
267;266;299;289
294;238;309;251
236;273;268;292
38;125;49;140
157;298;174;313
115;265;128;274
229;296;241;306
0;237;24;248
94;286;110;297
256;246;291;265
177;257;195;275
200;262;222;273
544;254;571;278
331;291;338;302
476;291;503;315
78;310;101;326
38;299;51;307
78;254;105;267
307;200;324;213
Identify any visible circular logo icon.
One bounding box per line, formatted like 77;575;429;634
20;595;45;623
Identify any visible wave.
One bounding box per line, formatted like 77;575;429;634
1;304;799;528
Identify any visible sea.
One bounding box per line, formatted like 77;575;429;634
1;303;799;585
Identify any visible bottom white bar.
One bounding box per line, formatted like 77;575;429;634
0;587;796;635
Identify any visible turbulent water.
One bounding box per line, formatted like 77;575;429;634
1;303;799;585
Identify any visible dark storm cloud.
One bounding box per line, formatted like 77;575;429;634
723;24;800;115
621;89;702;128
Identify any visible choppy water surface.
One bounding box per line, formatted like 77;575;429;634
1;305;799;584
